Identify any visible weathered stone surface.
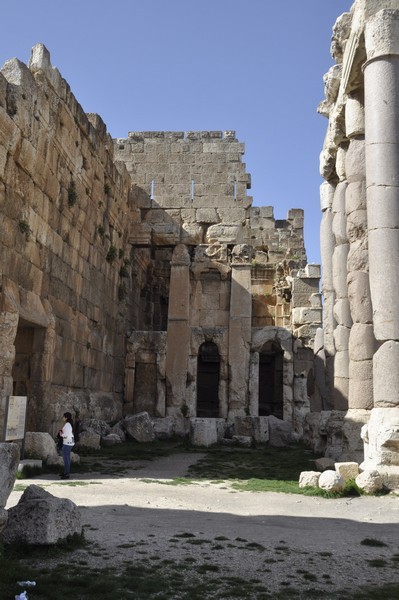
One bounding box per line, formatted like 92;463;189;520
318;470;345;492
362;407;399;468
24;432;59;463
355;470;383;494
152;417;175;440
373;341;399;407
234;416;269;443
335;461;359;481
76;431;101;450
268;416;296;448
101;433;122;447
0;442;19;533
190;418;218;447
299;471;321;488
2;484;81;545
123;412;155;442
347;271;372;324
348;324;376;361
80;418;111;437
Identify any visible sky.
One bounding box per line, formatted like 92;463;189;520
0;0;353;265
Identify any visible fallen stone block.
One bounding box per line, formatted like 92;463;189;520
335;461;359;481
2;484;82;545
0;443;20;534
268;416;295;448
318;470;345;492
355;470;383;494
24;432;59;463
299;471;321;488
75;431;101;450
190;418;218;447
123;412;155;442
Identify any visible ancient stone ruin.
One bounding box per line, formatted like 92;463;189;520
315;0;399;487
0;43;321;450
1;0;399;490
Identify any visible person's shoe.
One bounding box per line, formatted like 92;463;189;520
60;474;70;479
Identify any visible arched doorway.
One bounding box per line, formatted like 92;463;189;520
197;342;220;417
258;340;283;418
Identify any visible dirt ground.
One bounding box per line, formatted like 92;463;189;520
6;453;399;597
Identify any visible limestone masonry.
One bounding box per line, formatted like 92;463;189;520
0;43;321;446
316;0;399;486
1;0;399;489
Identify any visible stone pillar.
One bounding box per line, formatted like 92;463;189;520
345;93;375;412
320;182;336;409
362;9;399;479
331;172;352;410
165;244;191;416
228;245;252;418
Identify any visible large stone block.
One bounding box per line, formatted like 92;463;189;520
345;138;366;183
347;271;372;324
333;325;350;352
24;432;59;463
348;324;376;361
123;412;155;442
0;443;19;530
362;407;399;471
318;470;345;492
332;244;349;298
2;484;81;545
346;180;366;214
335;461;359;481
374;341;399;407
268;415;296;447
190;418;218;447
333;298;352;328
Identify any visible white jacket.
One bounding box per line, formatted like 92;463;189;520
61;422;75;446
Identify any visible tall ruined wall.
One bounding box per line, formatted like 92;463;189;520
317;0;399;484
0;44;132;435
114;131;307;263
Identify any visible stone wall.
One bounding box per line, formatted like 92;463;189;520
0;44;321;445
0;44;133;435
317;0;399;485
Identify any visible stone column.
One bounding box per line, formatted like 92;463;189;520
320;181;336;410
165;244;191;417
363;9;399;478
345;93;375;413
331;161;352;410
228;245;252;419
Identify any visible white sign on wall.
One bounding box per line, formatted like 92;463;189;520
4;396;28;441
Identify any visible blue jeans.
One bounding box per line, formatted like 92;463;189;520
62;445;72;475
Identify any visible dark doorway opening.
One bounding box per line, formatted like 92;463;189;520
12;318;46;431
258;341;283;418
197;342;220;417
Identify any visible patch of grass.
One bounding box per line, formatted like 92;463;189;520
141;476;194;486
187;444;321;494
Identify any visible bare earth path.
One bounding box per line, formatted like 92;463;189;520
6;453;399;598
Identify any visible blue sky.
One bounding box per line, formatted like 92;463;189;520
1;0;352;264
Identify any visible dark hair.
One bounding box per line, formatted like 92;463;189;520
64;412;73;425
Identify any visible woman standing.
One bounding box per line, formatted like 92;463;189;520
58;412;75;479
